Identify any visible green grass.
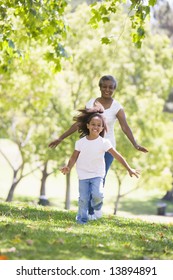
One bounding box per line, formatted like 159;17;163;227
1;145;173;260
0;202;173;260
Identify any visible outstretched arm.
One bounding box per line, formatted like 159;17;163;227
60;150;80;175
116;109;148;153
49;122;78;148
108;148;140;178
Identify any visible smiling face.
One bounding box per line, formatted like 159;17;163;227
99;80;116;99
86;116;104;137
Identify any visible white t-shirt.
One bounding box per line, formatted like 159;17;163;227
75;136;112;180
86;98;123;147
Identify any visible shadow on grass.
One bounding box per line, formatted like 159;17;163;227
1;202;173;260
117;197;173;216
0;202;74;222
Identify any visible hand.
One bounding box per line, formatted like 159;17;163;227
135;144;148;153
128;168;140;178
48;138;62;148
60;166;70;175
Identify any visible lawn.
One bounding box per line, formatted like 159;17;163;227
0;202;173;260
1;149;173;260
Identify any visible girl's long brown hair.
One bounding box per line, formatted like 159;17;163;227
73;102;107;138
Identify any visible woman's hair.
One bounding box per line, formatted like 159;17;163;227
73;102;107;138
99;75;117;89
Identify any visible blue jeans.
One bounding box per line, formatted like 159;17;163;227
76;177;104;224
88;152;114;215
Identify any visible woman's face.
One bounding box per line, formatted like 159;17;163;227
100;80;116;98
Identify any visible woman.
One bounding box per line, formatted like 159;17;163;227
49;75;148;217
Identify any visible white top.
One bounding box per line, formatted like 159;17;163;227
75;136;113;180
86;98;123;147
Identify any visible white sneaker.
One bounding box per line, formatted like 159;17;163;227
94;210;102;219
88;214;96;221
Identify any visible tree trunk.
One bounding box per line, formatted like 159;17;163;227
38;162;50;206
114;182;121;215
6;170;19;202
65;172;71;210
162;173;173;202
162;189;173;202
112;170;123;215
6;182;18;202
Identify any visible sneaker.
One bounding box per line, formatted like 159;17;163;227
94;210;102;219
88;214;97;221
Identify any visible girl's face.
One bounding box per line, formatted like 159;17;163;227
87;116;104;136
100;80;116;98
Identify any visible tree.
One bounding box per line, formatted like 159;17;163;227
0;41;63;202
112;95;173;214
0;0;159;74
89;0;157;48
0;0;69;72
32;98;76;207
0;138;38;202
151;0;173;201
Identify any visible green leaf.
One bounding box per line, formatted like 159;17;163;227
135;41;142;48
88;17;99;29
90;2;97;8
91;8;102;22
108;6;117;13
99;5;108;16
101;37;111;45
137;27;145;37
149;0;157;6
102;16;110;23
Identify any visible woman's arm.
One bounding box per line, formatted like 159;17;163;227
116;109;148;153
49;122;78;148
60;150;80;175
108;148;140;178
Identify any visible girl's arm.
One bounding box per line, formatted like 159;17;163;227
116;109;148;153
60;150;80;175
49;123;78;148
108;148;140;178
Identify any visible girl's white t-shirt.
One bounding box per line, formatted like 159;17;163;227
86;98;123;147
75;136;112;180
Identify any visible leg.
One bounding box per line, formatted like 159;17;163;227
90;177;104;211
76;179;90;224
88;194;94;215
104;152;114;186
88;152;114;216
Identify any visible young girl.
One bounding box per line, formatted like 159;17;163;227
60;105;140;224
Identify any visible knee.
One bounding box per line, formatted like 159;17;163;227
91;195;103;207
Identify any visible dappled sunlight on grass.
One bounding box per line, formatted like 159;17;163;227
0;202;173;260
